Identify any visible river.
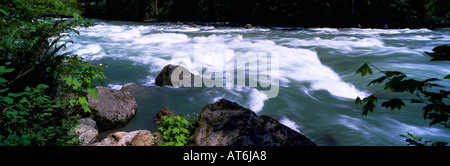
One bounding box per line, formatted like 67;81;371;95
63;20;450;146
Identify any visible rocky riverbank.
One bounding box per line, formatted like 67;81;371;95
75;64;316;146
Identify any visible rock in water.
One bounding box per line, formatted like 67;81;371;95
153;107;175;123
189;99;317;146
87;86;137;130
155;64;203;87
244;24;253;29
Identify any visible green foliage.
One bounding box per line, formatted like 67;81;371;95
400;132;448;146
60;56;106;112
156;115;197;146
355;63;373;77
355;45;449;145
424;0;450;14
0;0;106;146
0;64;80;145
81;0;450;28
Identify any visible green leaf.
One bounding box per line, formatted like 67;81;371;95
368;76;387;86
36;84;49;90
362;101;376;116
444;74;450;79
72;78;81;89
381;98;405;110
73;13;80;19
88;87;99;99
77;96;87;104
410;99;423;103
172;127;180;134
2;97;14;104
7;92;24;97
0;8;8;16
63;76;73;85
363;95;378;103
0;88;9;93
407;132;417;141
356;63;373;77
81;103;91;113
354;97;362;106
181;128;190;134
383;71;405;77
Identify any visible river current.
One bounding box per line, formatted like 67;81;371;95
63;20;450;145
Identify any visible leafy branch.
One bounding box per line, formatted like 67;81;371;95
355;44;450;146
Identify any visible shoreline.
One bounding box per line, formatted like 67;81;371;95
84;17;447;30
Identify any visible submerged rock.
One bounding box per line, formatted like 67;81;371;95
189;99;316;146
87;86;137;130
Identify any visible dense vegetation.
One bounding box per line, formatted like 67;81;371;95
80;0;450;28
156;114;197;146
0;0;105;145
0;0;448;146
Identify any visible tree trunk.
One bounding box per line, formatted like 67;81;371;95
155;0;158;17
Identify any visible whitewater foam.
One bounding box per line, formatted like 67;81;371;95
248;89;269;113
280;117;301;133
65;22;369;100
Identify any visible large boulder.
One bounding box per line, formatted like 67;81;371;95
155;64;203;87
189;99;317;146
87;86;137;130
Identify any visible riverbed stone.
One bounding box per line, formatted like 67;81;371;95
153;107;175;123
87;86;137;130
155;64;203;87
91;130;161;146
188;99;317;146
75;118;98;145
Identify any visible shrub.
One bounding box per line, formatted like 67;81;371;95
156;115;197;146
0;0;105;146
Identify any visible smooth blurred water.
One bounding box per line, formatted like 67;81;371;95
62;20;450;145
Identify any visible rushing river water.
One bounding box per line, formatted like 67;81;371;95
63;20;450;146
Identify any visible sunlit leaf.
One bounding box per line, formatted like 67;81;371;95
88;87;98;99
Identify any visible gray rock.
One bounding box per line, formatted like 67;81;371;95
189;99;317;146
87;86;137;130
244;24;253;29
75;118;98;145
91;130;161;146
155;64;203;87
